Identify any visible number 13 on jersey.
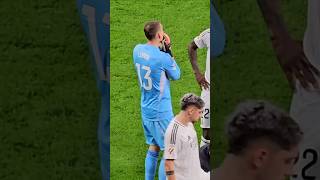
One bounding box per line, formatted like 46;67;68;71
135;63;152;90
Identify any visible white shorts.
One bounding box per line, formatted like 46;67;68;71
290;79;320;180
200;88;210;129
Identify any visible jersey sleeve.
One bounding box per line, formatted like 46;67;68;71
194;29;210;49
164;124;181;160
212;5;226;57
162;54;180;80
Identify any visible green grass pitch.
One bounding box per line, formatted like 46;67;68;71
110;0;209;179
0;0;102;179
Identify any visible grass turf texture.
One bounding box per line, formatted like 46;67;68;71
212;0;307;167
0;1;102;179
110;0;209;179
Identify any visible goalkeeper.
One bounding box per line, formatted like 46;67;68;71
133;21;181;180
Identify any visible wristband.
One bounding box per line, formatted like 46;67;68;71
166;171;174;176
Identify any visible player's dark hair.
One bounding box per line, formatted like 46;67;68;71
226;100;303;155
144;21;161;40
180;93;204;110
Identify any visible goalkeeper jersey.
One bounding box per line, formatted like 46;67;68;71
77;0;109;94
133;44;180;121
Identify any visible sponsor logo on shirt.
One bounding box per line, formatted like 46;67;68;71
169;147;175;154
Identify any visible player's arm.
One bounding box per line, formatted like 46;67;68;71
257;0;320;90
257;0;290;44
188;40;209;90
164;126;181;180
165;159;176;180
162;55;181;80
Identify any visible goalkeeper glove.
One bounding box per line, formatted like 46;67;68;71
159;33;173;57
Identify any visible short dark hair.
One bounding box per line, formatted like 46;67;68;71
226;100;303;155
180;93;205;110
144;21;161;40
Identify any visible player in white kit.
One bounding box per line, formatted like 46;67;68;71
188;6;226;149
257;0;320;179
164;93;209;180
188;29;211;147
212;100;303;180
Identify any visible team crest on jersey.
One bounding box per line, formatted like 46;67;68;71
187;136;197;149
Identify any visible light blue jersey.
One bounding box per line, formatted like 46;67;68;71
77;0;109;180
211;2;226;57
133;44;180;122
77;0;109;88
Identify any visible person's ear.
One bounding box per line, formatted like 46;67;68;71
157;33;161;41
187;108;194;116
252;148;269;169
